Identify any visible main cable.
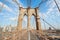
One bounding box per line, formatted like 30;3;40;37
54;0;60;12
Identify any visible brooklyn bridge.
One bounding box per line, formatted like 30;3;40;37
0;0;60;40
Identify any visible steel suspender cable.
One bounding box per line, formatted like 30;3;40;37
27;0;31;8
54;0;60;12
42;16;46;30
0;3;4;12
27;0;29;7
30;0;31;7
26;0;31;40
40;17;56;30
13;0;20;7
37;0;57;30
37;0;48;8
0;0;5;12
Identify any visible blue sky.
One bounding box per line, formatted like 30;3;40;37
0;0;60;29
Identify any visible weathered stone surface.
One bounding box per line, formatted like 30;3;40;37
17;7;42;32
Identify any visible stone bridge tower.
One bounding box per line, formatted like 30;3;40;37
17;7;42;33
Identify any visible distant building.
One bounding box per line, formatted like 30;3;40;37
48;27;52;30
0;27;2;32
2;26;6;32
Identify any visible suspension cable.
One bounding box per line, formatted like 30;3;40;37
27;0;31;8
13;0;20;7
54;0;60;12
42;15;46;30
37;0;48;8
0;3;4;12
0;0;5;12
40;17;56;30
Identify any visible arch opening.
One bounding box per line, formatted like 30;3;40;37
22;15;28;30
30;15;36;30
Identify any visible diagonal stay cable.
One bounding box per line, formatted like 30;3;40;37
0;0;6;12
37;0;48;8
40;17;56;30
27;0;31;7
54;0;60;12
12;0;21;7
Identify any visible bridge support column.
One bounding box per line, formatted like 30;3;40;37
27;8;31;30
35;8;43;34
17;7;24;31
17;7;43;34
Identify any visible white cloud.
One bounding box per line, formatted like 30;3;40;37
9;17;18;21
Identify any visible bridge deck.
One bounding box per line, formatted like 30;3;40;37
0;30;60;40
